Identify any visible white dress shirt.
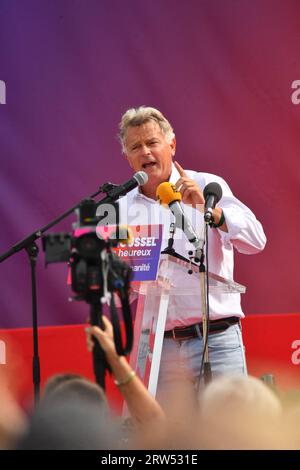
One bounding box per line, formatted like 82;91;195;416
118;164;266;330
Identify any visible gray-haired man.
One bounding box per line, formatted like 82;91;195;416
118;106;266;405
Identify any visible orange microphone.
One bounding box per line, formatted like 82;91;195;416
156;181;204;255
156;182;182;206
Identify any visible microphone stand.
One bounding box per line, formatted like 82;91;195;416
199;222;212;384
0;181;129;403
189;223;211;387
161;222;176;256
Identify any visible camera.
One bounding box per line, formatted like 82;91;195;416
42;198;132;302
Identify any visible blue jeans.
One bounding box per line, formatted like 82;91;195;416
156;323;247;403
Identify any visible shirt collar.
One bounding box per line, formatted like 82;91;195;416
169;162;181;184
132;162;180;202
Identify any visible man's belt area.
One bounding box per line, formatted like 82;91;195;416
164;316;240;341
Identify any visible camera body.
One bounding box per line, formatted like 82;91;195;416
42;199;132;301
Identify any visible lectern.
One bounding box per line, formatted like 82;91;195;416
129;253;246;396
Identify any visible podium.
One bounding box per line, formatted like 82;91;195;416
129;253;246;397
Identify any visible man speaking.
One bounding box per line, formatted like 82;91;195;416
116;106;266;403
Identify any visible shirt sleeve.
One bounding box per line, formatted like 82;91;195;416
191;172;267;255
214;177;267;255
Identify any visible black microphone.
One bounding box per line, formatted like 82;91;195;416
203;182;223;222
98;171;148;204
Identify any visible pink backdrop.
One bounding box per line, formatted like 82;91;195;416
0;0;299;328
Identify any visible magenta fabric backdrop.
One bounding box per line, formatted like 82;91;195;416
1;0;299;328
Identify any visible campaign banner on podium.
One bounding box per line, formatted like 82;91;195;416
112;224;163;281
